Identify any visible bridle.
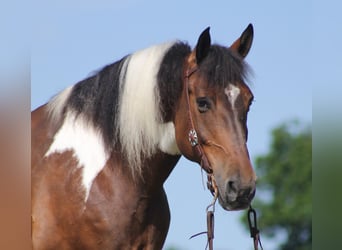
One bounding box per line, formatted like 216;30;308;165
184;67;217;195
184;65;263;250
184;65;217;250
184;66;213;175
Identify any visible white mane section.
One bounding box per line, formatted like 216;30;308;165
118;42;181;174
46;86;74;124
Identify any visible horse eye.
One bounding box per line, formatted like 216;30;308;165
196;97;211;113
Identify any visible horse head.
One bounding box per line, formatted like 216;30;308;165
174;24;256;210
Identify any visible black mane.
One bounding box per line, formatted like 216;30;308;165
198;45;250;88
67;57;128;146
157;42;191;121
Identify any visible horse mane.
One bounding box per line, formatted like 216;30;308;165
46;41;191;175
115;41;188;172
199;45;250;88
45;41;249;176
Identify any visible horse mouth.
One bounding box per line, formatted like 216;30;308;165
217;189;255;211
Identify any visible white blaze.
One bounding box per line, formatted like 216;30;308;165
224;84;241;108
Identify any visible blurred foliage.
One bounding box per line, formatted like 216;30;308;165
313;117;342;249
242;121;312;250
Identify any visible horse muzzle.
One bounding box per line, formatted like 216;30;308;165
216;178;256;211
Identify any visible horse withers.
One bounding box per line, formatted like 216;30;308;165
32;24;256;249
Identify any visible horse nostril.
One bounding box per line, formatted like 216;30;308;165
228;180;238;194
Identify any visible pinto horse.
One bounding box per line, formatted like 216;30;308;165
32;24;256;249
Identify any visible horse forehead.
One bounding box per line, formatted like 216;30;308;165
224;84;241;108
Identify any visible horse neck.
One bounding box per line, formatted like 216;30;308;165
142;153;181;190
109;151;181;193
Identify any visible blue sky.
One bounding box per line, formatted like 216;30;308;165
31;1;314;249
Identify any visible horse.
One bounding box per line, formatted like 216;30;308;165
32;24;256;249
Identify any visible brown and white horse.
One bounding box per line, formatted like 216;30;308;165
32;24;256;249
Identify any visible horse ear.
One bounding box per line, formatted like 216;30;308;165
196;27;211;64
230;24;254;58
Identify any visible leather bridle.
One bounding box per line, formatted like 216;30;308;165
183;67;213;174
183;66;218;198
184;66;217;250
184;66;212;175
184;65;263;250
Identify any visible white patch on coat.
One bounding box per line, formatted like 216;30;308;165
45;111;109;201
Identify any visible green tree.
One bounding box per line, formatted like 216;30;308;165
244;121;312;250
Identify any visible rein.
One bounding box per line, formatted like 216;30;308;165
184;67;263;250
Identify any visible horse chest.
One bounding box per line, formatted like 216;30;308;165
33;162;170;250
80;178;171;249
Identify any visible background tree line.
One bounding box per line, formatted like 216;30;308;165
166;120;312;250
241;120;312;250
